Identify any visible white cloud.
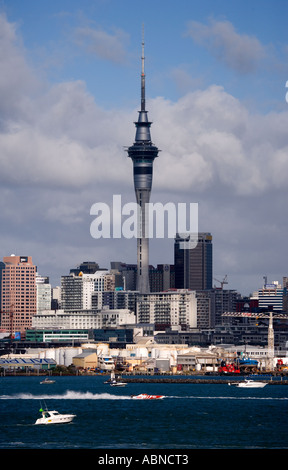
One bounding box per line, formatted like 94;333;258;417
0;14;41;126
186;18;266;73
149;86;288;195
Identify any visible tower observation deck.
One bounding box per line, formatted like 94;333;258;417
127;31;159;293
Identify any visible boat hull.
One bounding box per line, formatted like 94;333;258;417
237;382;266;388
110;382;126;387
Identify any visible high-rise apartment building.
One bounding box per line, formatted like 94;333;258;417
92;289;138;313
196;288;238;328
61;274;83;311
61;271;115;311
174;232;213;290
0;255;36;333
36;274;51;314
136;290;197;330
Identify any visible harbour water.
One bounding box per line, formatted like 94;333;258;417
0;375;287;450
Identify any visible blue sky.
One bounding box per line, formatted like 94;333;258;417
1;0;288;296
4;0;288;110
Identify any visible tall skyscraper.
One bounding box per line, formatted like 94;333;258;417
127;31;159;294
174;232;213;290
0;255;37;333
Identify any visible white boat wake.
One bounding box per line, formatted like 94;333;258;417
0;390;131;400
0;391;287;401
161;395;288;401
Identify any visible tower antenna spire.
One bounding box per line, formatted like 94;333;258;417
141;24;145;112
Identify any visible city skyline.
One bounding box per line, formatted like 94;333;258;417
0;1;288;296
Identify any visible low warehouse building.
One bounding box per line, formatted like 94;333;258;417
72;350;98;370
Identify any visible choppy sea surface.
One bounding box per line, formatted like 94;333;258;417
0;375;287;450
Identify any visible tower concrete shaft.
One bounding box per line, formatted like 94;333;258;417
127;32;159;293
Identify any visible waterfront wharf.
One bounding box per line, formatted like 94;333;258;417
123;377;288;385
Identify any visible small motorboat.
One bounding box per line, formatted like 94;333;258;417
228;379;267;388
40;377;55;384
109;379;127;387
35;408;76;425
131;393;164;400
104;371;126;387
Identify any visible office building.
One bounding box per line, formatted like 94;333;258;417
149;264;175;292
0;255;37;333
111;262;174;292
258;281;287;312
110;262;137;291
70;261;100;275
51;286;61;310
0;262;5;303
174;232;213;290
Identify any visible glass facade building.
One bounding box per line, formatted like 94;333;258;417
174;232;213;290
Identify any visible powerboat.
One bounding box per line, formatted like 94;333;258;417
228;379;267;388
40;377;55;384
35;408;76;425
131;393;164;400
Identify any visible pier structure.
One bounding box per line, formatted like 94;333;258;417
222;311;288;371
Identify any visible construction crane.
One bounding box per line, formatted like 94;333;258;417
222;311;288;371
213;275;228;289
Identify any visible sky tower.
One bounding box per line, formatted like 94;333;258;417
127;30;159;293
